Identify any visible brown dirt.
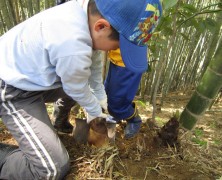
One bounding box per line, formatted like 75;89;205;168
1;91;222;180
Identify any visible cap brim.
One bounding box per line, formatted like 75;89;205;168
119;35;148;73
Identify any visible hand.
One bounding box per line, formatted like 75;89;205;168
86;112;107;124
99;98;108;112
106;115;117;124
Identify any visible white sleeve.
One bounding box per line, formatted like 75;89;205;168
55;54;102;117
88;50;107;101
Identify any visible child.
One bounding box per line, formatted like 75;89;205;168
105;49;144;139
53;49;144;139
53;1;162;139
0;0;162;179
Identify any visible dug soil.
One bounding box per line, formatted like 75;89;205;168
1;90;222;180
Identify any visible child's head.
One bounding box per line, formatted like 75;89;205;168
92;0;162;73
88;0;119;51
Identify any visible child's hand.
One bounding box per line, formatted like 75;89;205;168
99;98;108;112
86;112;107;124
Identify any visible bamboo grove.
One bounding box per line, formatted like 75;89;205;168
0;0;222;129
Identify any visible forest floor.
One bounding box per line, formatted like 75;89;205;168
0;90;222;180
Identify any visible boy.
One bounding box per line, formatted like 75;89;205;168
105;49;144;139
53;49;144;139
53;1;162;139
0;0;162;179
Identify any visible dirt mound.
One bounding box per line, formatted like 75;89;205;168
1;92;222;179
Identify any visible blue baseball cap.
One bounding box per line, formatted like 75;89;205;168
95;0;162;73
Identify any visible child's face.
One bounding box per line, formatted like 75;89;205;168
89;18;119;51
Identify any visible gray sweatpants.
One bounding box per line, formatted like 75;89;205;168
0;79;70;180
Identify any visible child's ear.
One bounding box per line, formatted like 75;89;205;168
94;19;111;32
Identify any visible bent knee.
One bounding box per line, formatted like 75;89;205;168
42;152;70;179
56;152;70;179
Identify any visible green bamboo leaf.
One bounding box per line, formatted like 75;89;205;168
181;4;198;14
136;100;146;107
180;32;189;41
204;18;218;33
184;18;198;28
162;27;173;36
161;16;173;25
162;0;178;10
194;19;206;33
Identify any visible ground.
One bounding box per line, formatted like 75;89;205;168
0;90;222;180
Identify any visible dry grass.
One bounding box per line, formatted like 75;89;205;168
1;92;222;180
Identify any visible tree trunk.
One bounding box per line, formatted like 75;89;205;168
179;38;222;130
0;0;13;30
